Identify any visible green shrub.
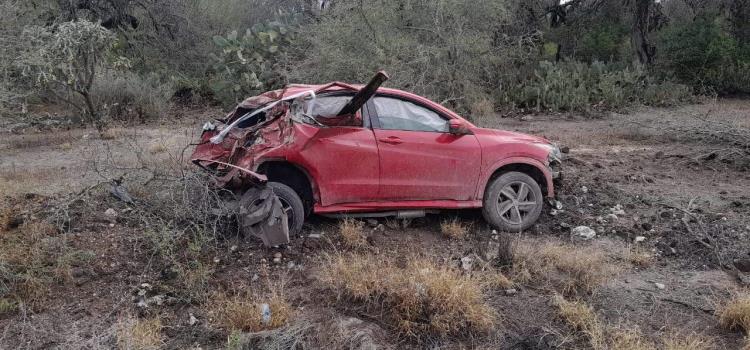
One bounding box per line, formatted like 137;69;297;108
501;60;693;112
658;16;750;94
91;70;174;122
210;21;295;106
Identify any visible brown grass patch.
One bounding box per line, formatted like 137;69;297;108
208;291;293;332
116;316;164;350
553;295;606;349
512;240;620;295
719;292;750;335
317;252;496;340
662;332;714;350
337;218;367;249
627;247;654;268
148;143;168;154
440;217;469;239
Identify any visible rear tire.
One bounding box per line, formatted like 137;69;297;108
268;182;305;236
482;171;544;232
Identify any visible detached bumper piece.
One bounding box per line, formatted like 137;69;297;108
238;185;290;247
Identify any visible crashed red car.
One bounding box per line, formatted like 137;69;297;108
192;72;562;245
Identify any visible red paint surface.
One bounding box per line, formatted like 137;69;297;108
191;82;557;213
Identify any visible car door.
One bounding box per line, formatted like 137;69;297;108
370;96;481;201
294;94;381;206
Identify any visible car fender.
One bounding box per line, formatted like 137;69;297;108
477;156;555;200
252;158;322;203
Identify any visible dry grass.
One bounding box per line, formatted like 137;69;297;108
317;252;496;340
662;332;714;350
116;316;164;350
554;295;716;350
553;295;606;349
337;218;367;249
719;292;750;335
513;239;620;295
209;292;293;332
440;217;469;239
627;247;654;268
148;142;167;154
0;219;91;308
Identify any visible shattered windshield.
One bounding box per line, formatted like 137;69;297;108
292;94;363;127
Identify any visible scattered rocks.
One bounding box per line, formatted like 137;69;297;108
572;226;596;240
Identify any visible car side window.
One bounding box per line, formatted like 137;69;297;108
372;96;448;132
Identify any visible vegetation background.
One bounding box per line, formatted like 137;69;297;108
1;0;749;126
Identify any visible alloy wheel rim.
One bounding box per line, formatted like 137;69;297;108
496;181;538;225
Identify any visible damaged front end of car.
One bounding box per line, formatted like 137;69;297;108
191;72;390;246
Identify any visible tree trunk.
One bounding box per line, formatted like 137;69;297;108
630;0;655;65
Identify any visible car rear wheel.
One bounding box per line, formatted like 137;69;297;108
482;172;544;232
268;182;305;236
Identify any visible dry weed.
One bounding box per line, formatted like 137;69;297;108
317;253;496;340
662;332;714;350
337;218;367;249
209;292;293;332
552;295;606;349
719;292;750;334
608;327;656;350
116;316;164;350
627;247;654;268
513;239;620;295
440;217;469;239
148;143;167;154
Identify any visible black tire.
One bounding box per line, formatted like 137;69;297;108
482;171;544;232
268;182;305;236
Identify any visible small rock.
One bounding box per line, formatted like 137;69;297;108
572;226;596;240
605;213;618;221
520;115;533;121
251;274;259;282
366;219;378;227
272;257;281;264
641;222;653;231
104;208;118;218
634;236;646;243
273;252;282;259
581;186;588;193
308;233;321;239
660;211;672;218
504;288;518;296
189;313;198;326
375;224;385;232
286;261;295;269
654;282;665;290
230;245;238;252
213;257;220;263
560;146;570;154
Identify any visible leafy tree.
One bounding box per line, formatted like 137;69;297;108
22;20;119;127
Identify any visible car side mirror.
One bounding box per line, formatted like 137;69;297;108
448;119;472;135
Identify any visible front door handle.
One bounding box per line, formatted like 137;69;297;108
378;136;403;145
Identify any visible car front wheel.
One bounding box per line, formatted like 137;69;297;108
482;171;544;232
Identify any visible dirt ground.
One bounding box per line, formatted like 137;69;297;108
1;100;749;349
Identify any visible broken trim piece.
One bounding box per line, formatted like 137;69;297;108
193;159;268;182
210;90;317;144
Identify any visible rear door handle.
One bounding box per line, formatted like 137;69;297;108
378;136;403;145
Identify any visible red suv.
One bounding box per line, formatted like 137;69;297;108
192;72;561;244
